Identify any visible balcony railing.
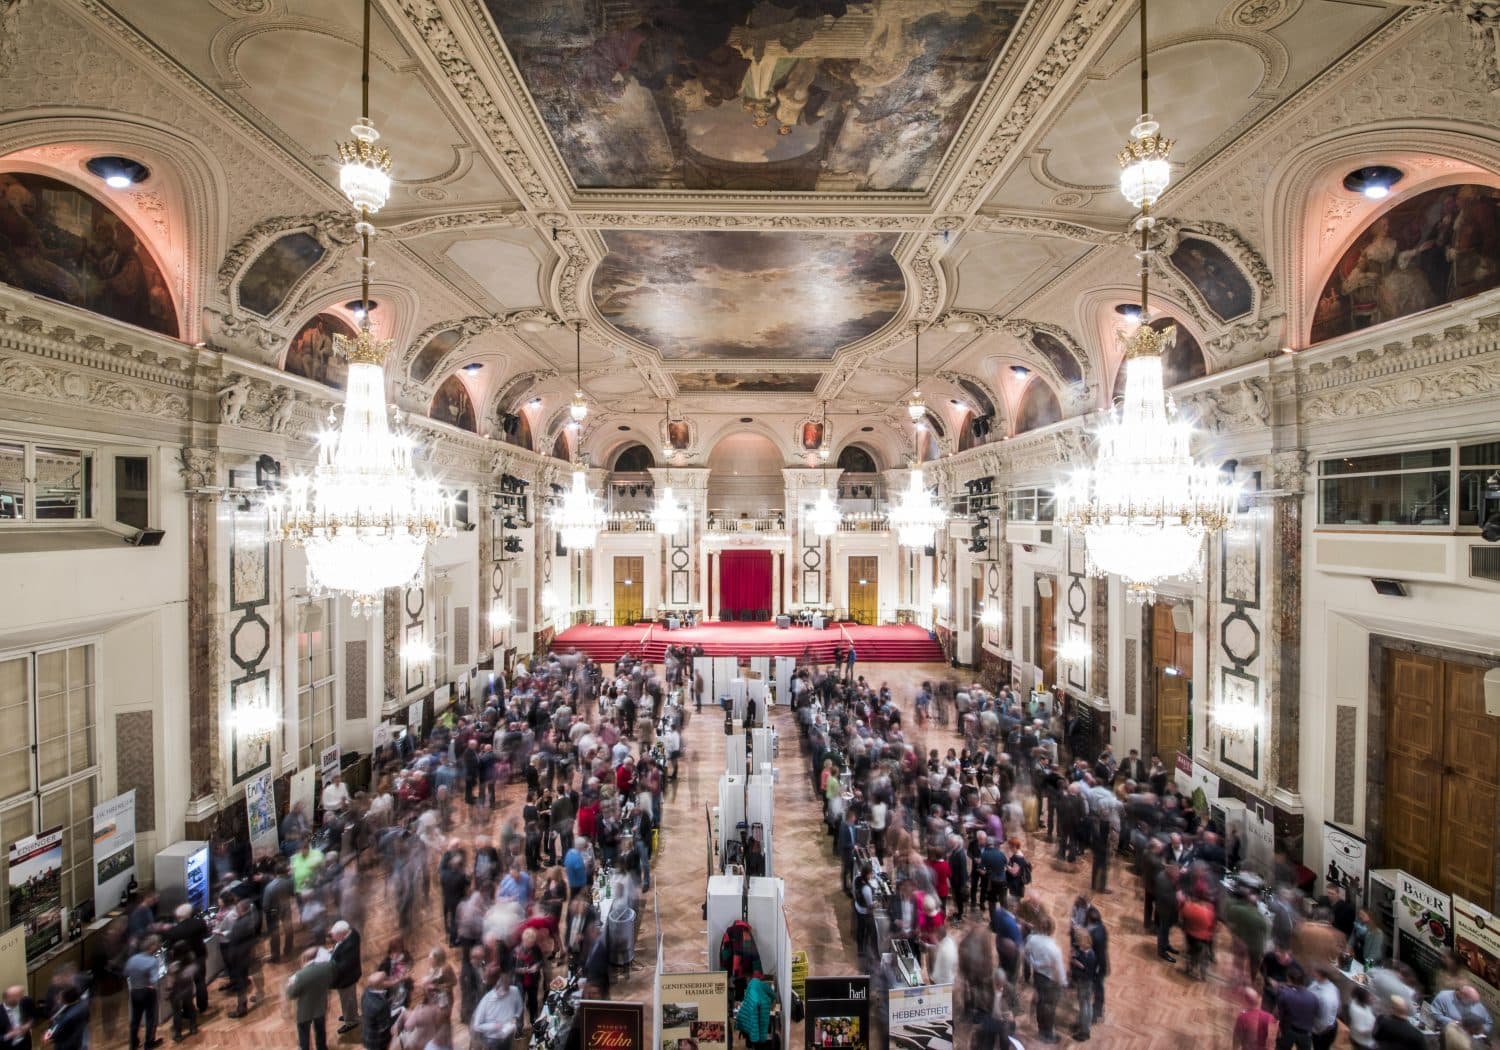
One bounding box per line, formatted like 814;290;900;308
707;515;785;533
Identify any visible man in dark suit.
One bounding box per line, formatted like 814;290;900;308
329;920;363;1034
44;986;88;1050
163;903;211;1014
0;986;36;1049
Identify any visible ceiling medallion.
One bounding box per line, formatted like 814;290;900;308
1058;0;1236;605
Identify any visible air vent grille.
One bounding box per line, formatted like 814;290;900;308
1469;544;1500;583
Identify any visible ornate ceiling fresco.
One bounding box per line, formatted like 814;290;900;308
591;230;905;360
13;0;1500;461
485;0;1026;192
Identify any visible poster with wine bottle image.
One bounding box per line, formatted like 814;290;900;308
1396;871;1452;986
7;827;63;961
804;977;869;1050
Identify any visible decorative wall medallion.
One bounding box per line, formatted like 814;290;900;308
1220;609;1261;669
1221;0;1302;32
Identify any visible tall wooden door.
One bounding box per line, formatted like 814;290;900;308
612;556;644;625
848;557;878;624
1036;578;1057;689
1151;602;1193;761
1384;650;1499;902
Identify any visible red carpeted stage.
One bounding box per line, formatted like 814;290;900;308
550;620;944;664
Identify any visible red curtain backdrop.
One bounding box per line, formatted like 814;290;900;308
718;550;773;618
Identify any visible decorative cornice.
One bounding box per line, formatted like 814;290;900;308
560;212;930;232
384;208;528;238
946;0;1124;211
393;0;557;209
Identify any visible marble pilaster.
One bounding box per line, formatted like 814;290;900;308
1267;450;1308;799
180;447;221;815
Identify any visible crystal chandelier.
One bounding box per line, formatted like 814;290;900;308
808;485;842;538
569;322;588;425
906;323;926;422
890;466;946;549
336;1;392;214
651;485;686;534
270;1;452;617
555;464;606;551
1117;0;1173;210
232;679;278;748
1215;691;1259;742
1057;0;1235;605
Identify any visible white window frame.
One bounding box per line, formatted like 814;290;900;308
0;639;102;928
0;434;156;532
295;599;337;770
1313;439;1500;532
1007;486;1055;523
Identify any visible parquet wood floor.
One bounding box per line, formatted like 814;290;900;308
95;663;1336;1049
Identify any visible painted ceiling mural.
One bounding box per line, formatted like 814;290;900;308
487;0;1025;192
0;171;178;337
592;230;904;359
1311;183;1500;344
1168;237;1254;322
672;370;823;393
283;312;356;390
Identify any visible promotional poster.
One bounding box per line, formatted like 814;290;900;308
319;744;341;783
245;769;279;860
658;971;728;1050
887;983;953;1049
577;1000;646;1049
1396;870;1453;984
1320;823;1368;902
91;789;137;916
1455;896;1500;1017
289;766;316;824
804;976;870;1050
7;827;63;961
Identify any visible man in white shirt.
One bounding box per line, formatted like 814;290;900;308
320;771;349;814
470;970;524;1050
1023;927;1068;1044
1309;967;1342;1050
927;929;958;986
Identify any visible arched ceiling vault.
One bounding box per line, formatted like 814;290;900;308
13;0;1500;462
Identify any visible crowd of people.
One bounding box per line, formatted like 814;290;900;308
17;640;1496;1050
790;659;1495;1049
58;644;695;1050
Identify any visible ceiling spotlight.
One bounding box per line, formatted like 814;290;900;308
739;417;754;423
528;397;542;407
860;425;874;433
462;362;483;374
1010;365;1030;379
86;156;150;188
1343;165;1403;200
344;299;379;321
1114;303;1143;321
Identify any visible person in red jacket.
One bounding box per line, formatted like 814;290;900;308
1179;890;1217;982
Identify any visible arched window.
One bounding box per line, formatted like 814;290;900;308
1112;318;1206;401
836;445;878;473
612;443;655;472
284;312;357;390
1014;380;1061;434
1311;183;1500;344
430;375;477;432
0;171;179;337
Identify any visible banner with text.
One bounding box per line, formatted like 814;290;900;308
319;744;341;783
1455;895;1500;1018
1396;870;1453;985
92;789;137;916
657;971;728;1050
887;983;953;1049
245;769;278;860
7;827;62;962
804;976;870;1050
578;999;645;1049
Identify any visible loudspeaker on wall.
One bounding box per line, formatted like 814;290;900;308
1170;603;1193;634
